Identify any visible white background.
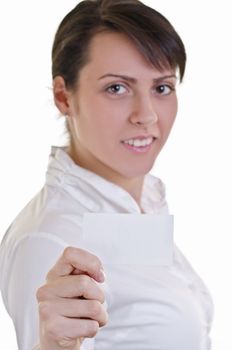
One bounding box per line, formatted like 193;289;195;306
0;1;231;349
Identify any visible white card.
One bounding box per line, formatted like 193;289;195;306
82;214;173;266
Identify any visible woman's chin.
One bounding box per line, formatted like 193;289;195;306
118;162;156;179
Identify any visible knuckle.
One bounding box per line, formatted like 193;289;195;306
38;301;53;320
98;288;106;304
36;285;49;302
89;301;102;319
62;246;103;278
63;246;74;261
57;338;77;349
78;274;91;290
102;310;109;326
89;258;102;272
45;318;64;341
45;322;58;340
87;320;99;338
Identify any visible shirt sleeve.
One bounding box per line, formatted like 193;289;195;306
0;232;95;350
174;245;214;339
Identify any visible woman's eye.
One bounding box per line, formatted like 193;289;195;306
106;84;127;95
155;84;174;96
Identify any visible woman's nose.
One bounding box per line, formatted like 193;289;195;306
129;95;158;126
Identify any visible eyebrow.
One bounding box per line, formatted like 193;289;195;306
98;73;177;83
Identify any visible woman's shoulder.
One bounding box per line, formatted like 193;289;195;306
0;184;84;256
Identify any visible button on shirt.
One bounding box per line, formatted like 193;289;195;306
0;146;214;350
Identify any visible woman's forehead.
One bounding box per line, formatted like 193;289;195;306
80;31;175;81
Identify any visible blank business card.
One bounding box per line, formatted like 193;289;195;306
82;214;173;266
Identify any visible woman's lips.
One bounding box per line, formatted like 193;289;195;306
121;136;156;153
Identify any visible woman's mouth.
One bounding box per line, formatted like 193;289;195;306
121;136;156;153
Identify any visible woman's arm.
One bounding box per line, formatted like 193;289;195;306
1;233;107;350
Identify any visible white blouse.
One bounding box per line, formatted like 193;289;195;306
0;146;214;350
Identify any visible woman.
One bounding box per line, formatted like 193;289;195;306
0;0;214;349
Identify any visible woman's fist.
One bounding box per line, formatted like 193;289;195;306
36;247;108;350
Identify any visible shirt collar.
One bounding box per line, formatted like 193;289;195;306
46;146;168;214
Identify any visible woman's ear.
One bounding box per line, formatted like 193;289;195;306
53;76;72;116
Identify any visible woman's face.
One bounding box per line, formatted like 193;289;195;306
57;32;178;183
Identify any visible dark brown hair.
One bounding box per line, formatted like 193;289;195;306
52;0;186;91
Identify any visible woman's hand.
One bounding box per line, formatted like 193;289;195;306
36;246;108;350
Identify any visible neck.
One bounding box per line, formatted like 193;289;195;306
67;144;145;211
115;176;144;208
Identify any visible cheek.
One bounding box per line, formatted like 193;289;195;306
77;109;120;147
87;107;125;139
159;99;177;136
